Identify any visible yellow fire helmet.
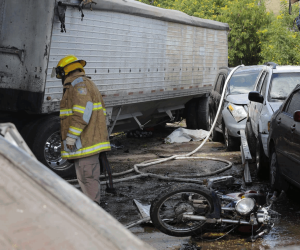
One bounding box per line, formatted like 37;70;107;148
54;55;86;79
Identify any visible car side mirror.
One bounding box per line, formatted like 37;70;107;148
248;91;264;103
294;110;300;122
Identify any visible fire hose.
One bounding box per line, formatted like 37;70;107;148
69;65;242;186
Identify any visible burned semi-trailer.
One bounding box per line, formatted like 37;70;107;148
0;0;229;178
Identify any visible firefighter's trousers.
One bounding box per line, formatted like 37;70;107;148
74;154;100;204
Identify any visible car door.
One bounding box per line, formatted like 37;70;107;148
212;73;226;129
216;74;226;128
274;105;291;178
290;93;300;187
248;75;262;123
257;73;269;132
251;72;266;135
211;74;221;113
278;90;300;184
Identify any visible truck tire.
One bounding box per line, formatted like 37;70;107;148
186;100;198;129
245;121;256;157
196;97;210;130
20;117;51;148
30;116;76;179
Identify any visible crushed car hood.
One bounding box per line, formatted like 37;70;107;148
269;102;283;113
226;94;249;105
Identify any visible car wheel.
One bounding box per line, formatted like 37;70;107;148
256;137;268;179
269;149;288;192
30;116;76;179
186;100;198;129
245;121;256;157
223;125;239;151
208;111;223;142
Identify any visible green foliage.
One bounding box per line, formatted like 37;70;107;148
172;0;228;19
258;1;300;65
138;0;300;66
216;0;271;66
138;0;228;18
138;0;173;9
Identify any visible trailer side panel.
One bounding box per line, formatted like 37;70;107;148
43;7;228;112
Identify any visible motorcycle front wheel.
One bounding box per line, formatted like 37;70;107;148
150;184;214;237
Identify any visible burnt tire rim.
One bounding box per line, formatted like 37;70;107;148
156;191;210;233
44;131;72;171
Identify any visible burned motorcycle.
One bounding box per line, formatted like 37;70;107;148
150;182;281;242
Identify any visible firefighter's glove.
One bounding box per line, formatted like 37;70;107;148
66;137;76;151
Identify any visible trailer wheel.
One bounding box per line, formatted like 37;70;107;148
30;116;76;179
186;100;198;129
196;97;210;130
20;117;51;148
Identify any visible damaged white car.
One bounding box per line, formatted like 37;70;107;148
246;63;300;177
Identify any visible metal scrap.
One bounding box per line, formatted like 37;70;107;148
126;199;151;229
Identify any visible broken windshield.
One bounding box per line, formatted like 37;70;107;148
268;73;300;102
228;69;261;95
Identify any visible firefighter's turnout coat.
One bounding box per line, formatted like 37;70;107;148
60;72;111;159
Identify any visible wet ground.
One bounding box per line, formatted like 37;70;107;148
98;122;300;250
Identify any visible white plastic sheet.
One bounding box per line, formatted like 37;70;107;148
164;128;210;144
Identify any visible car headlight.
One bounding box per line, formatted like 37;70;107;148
235;198;256;216
227;103;247;123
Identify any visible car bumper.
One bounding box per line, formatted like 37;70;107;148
222;109;247;138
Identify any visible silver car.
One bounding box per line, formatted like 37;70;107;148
209;66;264;150
247;63;300;177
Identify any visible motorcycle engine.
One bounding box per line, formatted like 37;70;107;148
257;207;271;224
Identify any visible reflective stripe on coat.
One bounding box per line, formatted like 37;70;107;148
60;72;111;159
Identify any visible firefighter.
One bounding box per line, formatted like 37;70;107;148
54;55;114;204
